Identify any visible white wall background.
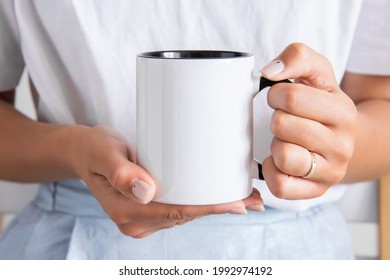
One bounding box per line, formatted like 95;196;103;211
0;72;380;258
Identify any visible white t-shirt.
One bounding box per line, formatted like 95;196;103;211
1;0;390;211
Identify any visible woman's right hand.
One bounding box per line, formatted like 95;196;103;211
67;125;264;238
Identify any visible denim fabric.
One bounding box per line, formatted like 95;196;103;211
0;180;354;259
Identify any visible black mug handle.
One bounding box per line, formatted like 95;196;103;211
257;76;292;180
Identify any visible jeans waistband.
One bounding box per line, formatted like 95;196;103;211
33;179;107;218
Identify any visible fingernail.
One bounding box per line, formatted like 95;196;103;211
132;179;154;204
229;207;247;215
246;204;265;212
261;60;285;78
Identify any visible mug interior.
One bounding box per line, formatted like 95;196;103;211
138;50;251;59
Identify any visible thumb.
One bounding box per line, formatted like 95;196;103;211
105;155;157;204
260;42;339;92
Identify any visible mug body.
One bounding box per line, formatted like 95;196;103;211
137;51;256;205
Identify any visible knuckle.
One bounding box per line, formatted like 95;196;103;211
340;100;358;128
283;86;299;112
109;164;129;189
343;146;354;161
166;208;189;220
327;168;346;185
288;42;309;60
133;231;154;239
334;143;354;163
270;111;286;136
117;225;145;238
270;184;289;199
313;186;329;198
131;234;148;239
273;147;292;174
268;176;290;199
107;207;128;224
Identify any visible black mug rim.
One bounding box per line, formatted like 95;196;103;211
138;50;252;60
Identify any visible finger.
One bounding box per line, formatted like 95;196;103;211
117;218;187;239
212;188;263;214
131;193;265;238
109;189;264;239
133;218;189;239
86;173;201;223
242;187;264;206
262;156;329;199
260;42;338;92
161;188;263;219
85;173;142;223
137;189;263;223
243;188;265;212
270;109;338;157
271;138;346;184
267;83;349;126
270;137;338;183
101;152;156;204
271;137;312;177
125;142;137;163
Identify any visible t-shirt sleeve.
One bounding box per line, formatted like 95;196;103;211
346;0;390;75
0;0;25;91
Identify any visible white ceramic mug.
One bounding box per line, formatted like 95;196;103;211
136;50;287;205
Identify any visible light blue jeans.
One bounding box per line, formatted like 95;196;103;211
0;179;354;259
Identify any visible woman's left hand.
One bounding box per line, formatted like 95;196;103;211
260;43;358;199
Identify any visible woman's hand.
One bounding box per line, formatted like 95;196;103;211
260;43;358;199
67;125;264;238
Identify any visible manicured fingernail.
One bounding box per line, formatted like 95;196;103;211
246;204;265;212
229;207;247;215
261;60;285;78
132;180;154;204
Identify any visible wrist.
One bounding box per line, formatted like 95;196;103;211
59;124;91;179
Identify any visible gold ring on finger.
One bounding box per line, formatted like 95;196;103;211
302;151;317;179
